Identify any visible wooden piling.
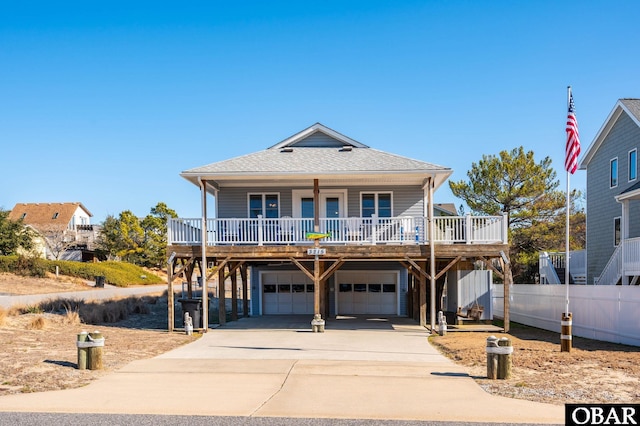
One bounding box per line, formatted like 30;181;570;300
486;336;498;380
87;331;104;370
497;337;512;379
77;331;88;370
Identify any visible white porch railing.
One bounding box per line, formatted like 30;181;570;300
623;237;640;276
539;250;586;285
168;215;507;246
596;237;640;285
538;252;561;284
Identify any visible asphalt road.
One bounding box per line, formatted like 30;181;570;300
0;413;562;426
0;283;168;308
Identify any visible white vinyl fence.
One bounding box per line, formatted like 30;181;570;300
493;284;640;347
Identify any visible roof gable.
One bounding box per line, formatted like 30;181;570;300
580;99;640;169
269;123;368;149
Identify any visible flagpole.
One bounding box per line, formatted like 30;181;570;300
565;87;571;315
562;85;573;353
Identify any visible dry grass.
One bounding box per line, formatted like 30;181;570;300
0;307;6;326
5;295;159;326
62;309;81;325
0;295;198;396
430;325;640;405
26;316;47;330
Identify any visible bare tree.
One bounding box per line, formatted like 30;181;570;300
37;224;77;260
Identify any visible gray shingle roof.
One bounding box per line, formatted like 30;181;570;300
620;99;640;122
182;146;449;175
580;99;640;169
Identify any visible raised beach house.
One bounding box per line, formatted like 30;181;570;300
167;123;509;331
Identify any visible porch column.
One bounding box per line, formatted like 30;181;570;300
218;264;226;326
199;178;209;331
419;260;427;327
311;178;325;332
428;176;436;332
231;262;238;321
167;257;175;332
241;264;249;317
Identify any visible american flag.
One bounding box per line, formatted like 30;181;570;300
565;92;581;174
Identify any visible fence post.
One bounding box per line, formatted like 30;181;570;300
258;215;264;246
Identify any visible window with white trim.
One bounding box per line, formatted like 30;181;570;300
360;192;392;218
610;157;618;188
248;193;279;218
629;149;637;182
614;217;621;247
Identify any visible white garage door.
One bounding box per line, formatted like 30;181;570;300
262;272;314;315
336;271;398;315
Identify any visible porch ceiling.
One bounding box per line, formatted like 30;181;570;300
195;172;441;189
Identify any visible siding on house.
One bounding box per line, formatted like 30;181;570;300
289;132;348;147
217;185;425;218
585;112;640;284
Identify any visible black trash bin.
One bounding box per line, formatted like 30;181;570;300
95;276;105;288
178;298;203;328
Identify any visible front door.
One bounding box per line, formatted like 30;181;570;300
293;190;346;219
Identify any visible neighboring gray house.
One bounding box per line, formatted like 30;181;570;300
579;99;640;285
167;123;508;331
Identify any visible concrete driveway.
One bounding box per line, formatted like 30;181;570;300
0;315;564;424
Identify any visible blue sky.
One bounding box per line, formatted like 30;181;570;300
2;1;639;223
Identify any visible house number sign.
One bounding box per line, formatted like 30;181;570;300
307;248;326;256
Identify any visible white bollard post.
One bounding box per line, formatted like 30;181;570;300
184;312;193;335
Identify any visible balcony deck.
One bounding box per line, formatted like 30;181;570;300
168;215;508;261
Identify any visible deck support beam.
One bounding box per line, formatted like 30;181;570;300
218;264;226;326
427;176;437;333
240;264;249;317
231;262;238;321
419;261;427;327
168;258;175;332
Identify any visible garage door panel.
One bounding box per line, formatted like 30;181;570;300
337;271;397;315
262;272;313;315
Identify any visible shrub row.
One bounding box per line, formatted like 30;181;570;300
0;256;164;287
12;294;161;326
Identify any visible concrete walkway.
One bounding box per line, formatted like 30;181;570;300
0;315;564;424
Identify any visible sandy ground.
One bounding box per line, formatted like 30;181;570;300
430;324;640;405
0;273;198;395
1;273;639;405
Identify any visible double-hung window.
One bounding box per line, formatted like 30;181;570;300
248;193;279;218
361;192;392;218
629;149;637;182
610;158;618;188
